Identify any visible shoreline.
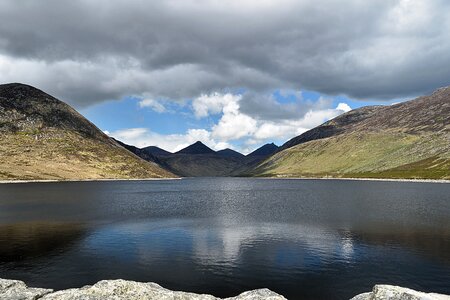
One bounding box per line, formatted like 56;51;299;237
0;177;181;184
261;176;450;184
0;176;448;184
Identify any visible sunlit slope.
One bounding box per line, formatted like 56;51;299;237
249;87;450;180
0;83;175;180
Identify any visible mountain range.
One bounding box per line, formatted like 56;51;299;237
0;83;448;180
116;140;279;177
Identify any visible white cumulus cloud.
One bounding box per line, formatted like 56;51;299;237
109;127;231;152
138;98;166;113
192;93;241;118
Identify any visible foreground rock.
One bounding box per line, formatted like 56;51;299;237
0;278;286;300
2;278;450;300
351;285;450;300
0;279;52;299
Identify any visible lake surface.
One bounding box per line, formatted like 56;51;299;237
0;178;449;299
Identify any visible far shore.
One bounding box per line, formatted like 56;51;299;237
0;177;181;184
0;176;449;184
261;176;450;184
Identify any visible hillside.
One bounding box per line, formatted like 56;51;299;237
249;86;450;180
0;83;175;180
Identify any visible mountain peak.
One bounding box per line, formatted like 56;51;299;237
176;141;216;155
217;148;245;158
142;146;172;156
0;83;174;180
247;143;279;158
0;83;59;105
0;82;108;141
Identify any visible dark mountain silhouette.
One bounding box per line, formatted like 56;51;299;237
217;148;245;158
117;140;277;177
247;143;279;158
113;138;162;165
142;146;172;156
175;141;216;155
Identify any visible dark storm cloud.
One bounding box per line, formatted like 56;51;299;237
1;0;450;108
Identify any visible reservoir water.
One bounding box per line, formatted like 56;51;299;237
0;178;449;299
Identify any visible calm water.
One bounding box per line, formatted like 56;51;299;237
0;178;449;299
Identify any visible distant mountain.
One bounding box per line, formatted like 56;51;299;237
0;83;175;180
142;146;172;156
114;140;274;177
175;141;216;155
158;141;241;176
247;143;279;159
249;86;450;180
113;138;162;165
219;143;279;176
158;154;245;177
217;148;245;158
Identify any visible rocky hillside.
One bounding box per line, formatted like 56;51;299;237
249;86;450;179
0;83;174;180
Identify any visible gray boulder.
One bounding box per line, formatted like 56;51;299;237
3;278;450;300
350;285;450;300
0;278;52;300
0;278;286;300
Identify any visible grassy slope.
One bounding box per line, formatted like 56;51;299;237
251;131;449;179
249;86;450;180
0;130;175;180
0;83;175;180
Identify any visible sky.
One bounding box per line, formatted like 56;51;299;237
1;0;449;153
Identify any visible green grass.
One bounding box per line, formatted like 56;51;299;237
251;132;450;180
348;157;450;179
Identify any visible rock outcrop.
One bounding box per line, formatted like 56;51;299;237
2;278;450;300
351;285;450;300
0;279;52;299
0;278;286;300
